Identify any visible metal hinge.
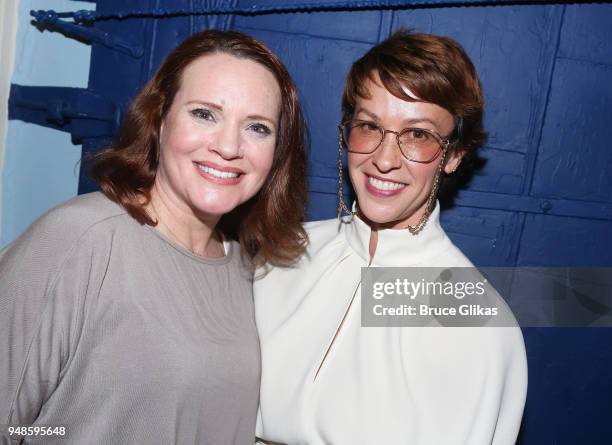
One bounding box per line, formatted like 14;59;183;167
30;9;143;58
9;85;120;142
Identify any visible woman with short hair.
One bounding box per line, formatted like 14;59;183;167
255;30;527;445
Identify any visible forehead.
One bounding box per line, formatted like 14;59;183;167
355;76;454;130
176;52;281;112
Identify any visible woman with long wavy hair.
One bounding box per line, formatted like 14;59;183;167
0;30;307;445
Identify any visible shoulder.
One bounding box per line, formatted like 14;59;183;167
439;240;475;267
1;192;129;273
429;223;476;267
34;192;127;233
304;217;342;240
26;192;127;241
302;218;346;257
0;194;129;338
254;218;349;293
261;217;348;272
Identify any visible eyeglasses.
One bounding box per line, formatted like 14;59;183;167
339;119;452;163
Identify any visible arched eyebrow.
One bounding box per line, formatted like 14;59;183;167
185;100;223;112
354;107;380;121
402;118;439;128
246;114;278;127
355;107;441;129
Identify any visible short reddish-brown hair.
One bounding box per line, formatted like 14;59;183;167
90;30;307;266
342;29;487;198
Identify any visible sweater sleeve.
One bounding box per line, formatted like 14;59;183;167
492;327;528;444
0;213;109;444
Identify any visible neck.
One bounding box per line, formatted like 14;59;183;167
356;199;430;232
147;181;224;258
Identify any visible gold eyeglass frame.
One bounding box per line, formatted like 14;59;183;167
336;119;454;235
338;119;452;164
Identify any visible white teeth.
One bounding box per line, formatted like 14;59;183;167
197;164;240;179
368;176;405;191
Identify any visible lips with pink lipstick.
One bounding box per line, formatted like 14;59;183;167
193;161;244;185
364;174;407;197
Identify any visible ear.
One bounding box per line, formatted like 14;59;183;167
444;148;466;174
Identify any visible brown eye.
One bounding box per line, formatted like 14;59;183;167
190;108;215;122
353;121;379;133
248;123;272;136
399;129;437;151
410;129;428;139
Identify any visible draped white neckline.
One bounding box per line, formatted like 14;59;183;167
344;201;450;266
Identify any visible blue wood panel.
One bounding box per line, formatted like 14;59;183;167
86;0;150;99
234;8;384;43
307;191;342;221
392;6;564;156
519;213;612;267
468;147;526;195
558;3;612;66
531;58;612;204
78;0;153;192
441;207;522;266
521;328;612;444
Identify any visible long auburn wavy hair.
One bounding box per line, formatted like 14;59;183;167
90;30;307;266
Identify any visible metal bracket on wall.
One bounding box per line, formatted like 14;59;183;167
30;9;143;58
30;0;602;23
8;85;120;142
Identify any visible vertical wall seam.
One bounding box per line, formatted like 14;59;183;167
223;0;239;30
524;4;566;196
189;0;195;35
147;0;162;80
378;10;395;42
512;5;567;266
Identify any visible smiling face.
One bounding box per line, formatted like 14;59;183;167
348;75;463;229
154;52;280;224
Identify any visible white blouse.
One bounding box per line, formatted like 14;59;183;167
255;203;527;445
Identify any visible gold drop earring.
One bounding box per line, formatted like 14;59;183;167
337;126;355;222
405;147;448;235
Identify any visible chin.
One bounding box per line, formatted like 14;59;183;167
357;195;429;229
357;200;402;225
192;199;242;218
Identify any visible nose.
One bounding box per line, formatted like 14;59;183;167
211;123;243;160
371;131;402;172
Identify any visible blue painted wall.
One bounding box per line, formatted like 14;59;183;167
1;0;92;247
7;1;612;443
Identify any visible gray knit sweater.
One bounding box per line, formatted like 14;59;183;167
0;192;260;444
